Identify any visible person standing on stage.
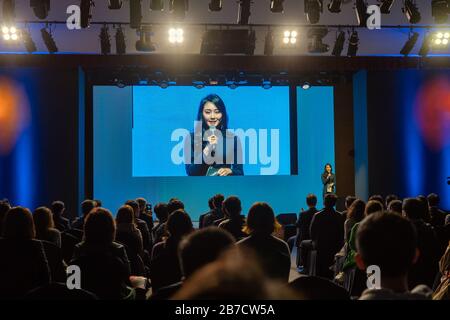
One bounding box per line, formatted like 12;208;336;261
321;163;336;198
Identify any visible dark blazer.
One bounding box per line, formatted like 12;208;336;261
237;233;291;282
185;130;244;176
150;238;183;292
219;216;247;241
203;208;224;228
136;218;152;252
296;207;318;245
321;173;336;197
310;208;344;278
0;239;50;299
429;207;447;227
40;240;67;283
53;215;71;232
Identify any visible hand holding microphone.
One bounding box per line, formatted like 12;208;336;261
204;125;218;157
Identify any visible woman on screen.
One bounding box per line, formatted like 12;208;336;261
321;163;335;198
185;94;243;176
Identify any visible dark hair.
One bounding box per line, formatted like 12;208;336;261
356;211;417;277
416;196;430;222
208;197;214;210
368;195;384;207
136;197;147;210
245;202;280;235
385;194;399;208
51;201;65;216
345;196;357;209
213;194;225;209
167;199;185;215
116;205;135;225
84;208;116;245
81;200;96;217
3;207;35;239
196;94;229;131
154;203;169;222
347;199;366;222
0;201;11;235
365;200;383;216
388;200;403;215
223;196;242;219
324;193;338;208
94;200;102;207
403;198;424;220
33;207;55;239
427;193;439;207
179;228;235;278
125;200;139;212
323;163;333;173
166;209;193;239
306;194;317;207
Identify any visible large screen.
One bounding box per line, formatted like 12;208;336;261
132;86;291;177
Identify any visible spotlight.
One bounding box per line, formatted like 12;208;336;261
432;30;450;47
2;0;15;23
41;27;58;53
270;0;284;13
237;0;252;25
432;0;449;24
168;27;184;44
419;33;432;57
193;80;205;89
115;26;126;54
282;30;298;45
302;82;311;90
150;0;164;11
108;0;122;9
400;31;419;56
169;0;189;21
2;25;19;41
305;0;323;24
402;0;421;24
130;0;142;29
347;30;359;56
332;30;345;56
136;26;156;52
328;0;342;13
100;25;111;55
22;29;37;53
80;0;94;29
264;30;274;55
262;78;272;89
378;0;394;14
209;0;222;12
307;28;329;53
30;0;50;19
355;0;369;27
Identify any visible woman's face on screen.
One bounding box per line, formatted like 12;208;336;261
202;102;222;128
326;165;332;173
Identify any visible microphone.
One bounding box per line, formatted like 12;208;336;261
209;125;216;156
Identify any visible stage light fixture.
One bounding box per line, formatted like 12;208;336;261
264;30;274;55
355;0;369;27
270;0;284;13
347;30;359;56
328;0;342;13
150;0;164;11
115;26;126;54
30;0;50;19
402;0;421;24
283;30;297;45
262;78;272;89
168;27;184;44
307;27;329;53
419;33;431;57
379;0;394;14
2;25;19;41
302;82;311;90
22;29;37;53
305;0;323;24
169;0;189;21
432;31;450;47
41;27;58;53
136;26;156;52
130;0;142;29
100;25;111;55
80;0;94;29
332;30;345;56
2;0;15;23
432;0;449;24
400;31;418;56
108;0;122;10
209;0;222;11
237;0;252;25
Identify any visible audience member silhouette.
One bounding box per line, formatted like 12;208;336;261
152;202;169;244
33;207;61;248
218;196;247;241
50;201;71;231
203;194;225;228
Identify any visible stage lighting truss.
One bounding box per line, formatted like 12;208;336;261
2;25;19;41
307;27;329;53
168;27;184;44
400;30;419;56
305;0;323;24
283;30;298;46
332;30;346;56
41;24;58;53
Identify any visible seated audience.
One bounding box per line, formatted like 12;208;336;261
152;202;169;244
427;193;447;227
356;212;432;300
385;194;399;210
296;194;318;268
0;200;11;234
50;201;71;231
136;197;154;231
33;207;61;248
0;207;50;299
218;196;247;241
341;196;357;218
388;199;403;215
289;275;350;300
433;241;450;300
203;194;225;228
344;199;366;242
237;202;291;282
199;197;215;229
125;200;152;253
71;199;96;231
